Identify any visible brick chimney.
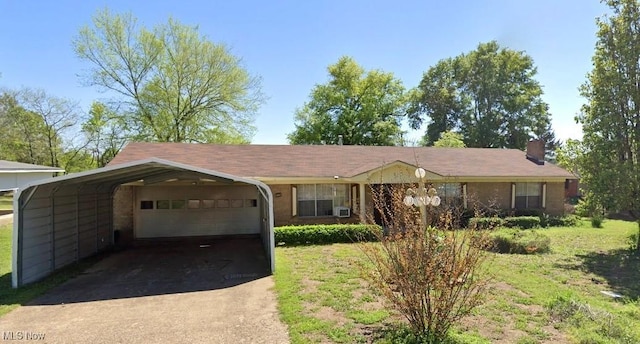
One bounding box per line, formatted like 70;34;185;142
526;139;545;165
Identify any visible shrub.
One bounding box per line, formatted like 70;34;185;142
274;224;381;246
360;183;491;342
490;229;551;254
543;214;580;227
503;216;540;229
574;192;603;217
469;217;504;229
591;215;604;228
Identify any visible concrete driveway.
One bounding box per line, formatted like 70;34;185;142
0;237;289;343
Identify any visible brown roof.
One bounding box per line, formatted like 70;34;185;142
108;142;575;179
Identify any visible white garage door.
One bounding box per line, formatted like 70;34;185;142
135;185;261;238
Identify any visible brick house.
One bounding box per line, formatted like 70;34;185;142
108;140;576;232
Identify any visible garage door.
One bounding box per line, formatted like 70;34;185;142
135;185;260;238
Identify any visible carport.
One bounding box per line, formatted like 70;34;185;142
12;158;274;288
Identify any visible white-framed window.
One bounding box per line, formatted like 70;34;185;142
515;183;541;209
435;183;462;205
297;184;349;217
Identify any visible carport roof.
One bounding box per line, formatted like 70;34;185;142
17;158;269;192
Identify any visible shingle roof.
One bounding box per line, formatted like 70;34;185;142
108;142;575;179
0;160;64;172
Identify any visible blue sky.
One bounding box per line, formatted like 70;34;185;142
0;0;607;145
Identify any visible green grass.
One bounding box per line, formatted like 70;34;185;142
0;195;12;211
0;223;99;317
274;219;640;343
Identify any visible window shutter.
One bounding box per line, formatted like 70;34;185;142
462;183;468;209
542;183;547;209
291;186;297;216
351;185;358;213
511;183;516;209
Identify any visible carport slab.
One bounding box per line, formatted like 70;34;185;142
0;238;289;343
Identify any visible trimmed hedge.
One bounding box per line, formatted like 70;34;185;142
544;214;580;227
469;217;504;229
471;215;582;229
490;229;551;254
274;224;382;246
503;216;541;229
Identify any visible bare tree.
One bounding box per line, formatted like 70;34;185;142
16;88;81;167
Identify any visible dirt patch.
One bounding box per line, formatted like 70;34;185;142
315;306;348;326
492;281;529;298
301;277;321;293
461;311;528;343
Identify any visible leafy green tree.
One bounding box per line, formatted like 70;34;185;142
409;41;554;149
577;0;640;249
432;131;466;148
0;89;78;168
73;9;263;143
81;102;129;167
555;139;584;175
0;91;50;165
288;56;406;145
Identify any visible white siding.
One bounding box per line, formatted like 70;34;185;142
0;172;55;191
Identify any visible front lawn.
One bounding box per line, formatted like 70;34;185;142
0;195;12;211
274;220;640;343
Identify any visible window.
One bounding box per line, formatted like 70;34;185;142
231;199;244;208
171;200;186;209
156;200;170;209
140;200;154;210
187;200;201;209
435;183;462;205
202;200;215;208
246;199;258;207
297;184;349;217
515;183;541;209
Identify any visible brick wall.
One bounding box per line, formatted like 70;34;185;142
113;185;134;245
545;182;565;216
466;182;512;211
466;181;565;216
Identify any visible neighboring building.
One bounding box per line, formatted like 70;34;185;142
108;140;576;232
0;160;64;192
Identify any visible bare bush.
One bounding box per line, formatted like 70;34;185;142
359;183;492;342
